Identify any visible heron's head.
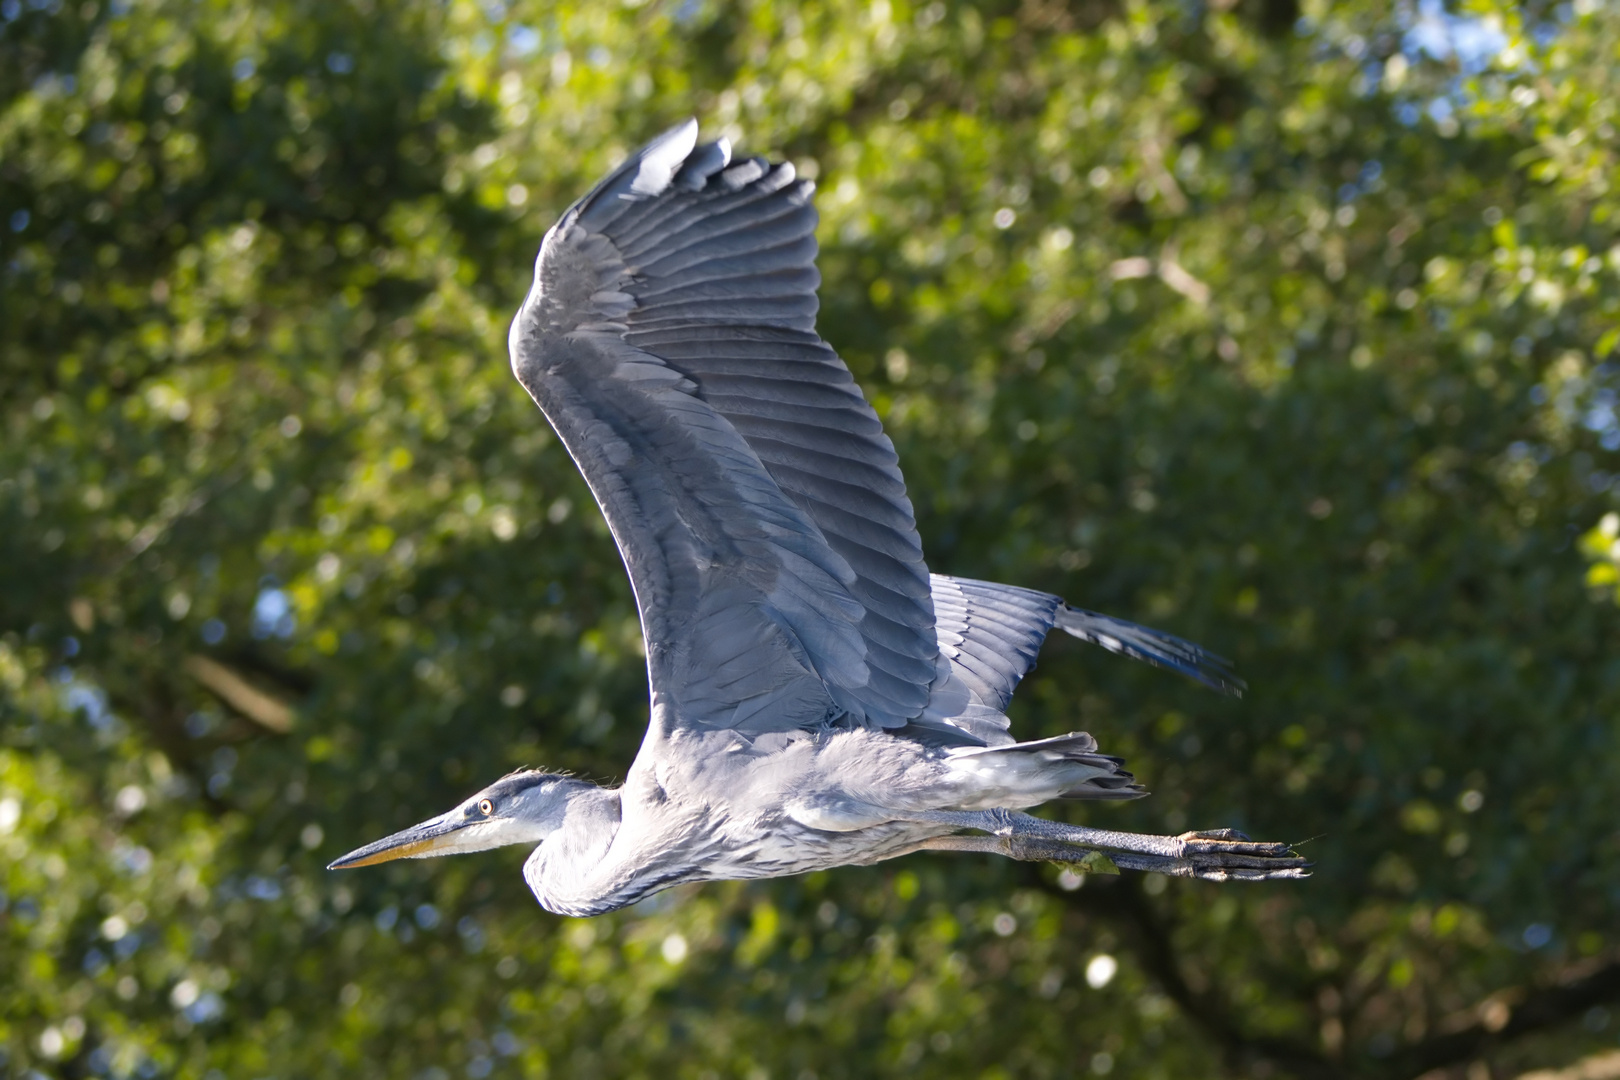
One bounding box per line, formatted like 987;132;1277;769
327;770;577;870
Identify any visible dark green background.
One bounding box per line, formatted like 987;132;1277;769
5;0;1620;1076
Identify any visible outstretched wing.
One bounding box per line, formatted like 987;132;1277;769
914;575;1242;746
508;121;936;735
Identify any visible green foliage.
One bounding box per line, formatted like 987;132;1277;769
4;0;1620;1076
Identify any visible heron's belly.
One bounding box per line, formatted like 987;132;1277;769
696;818;950;881
530;818;948;917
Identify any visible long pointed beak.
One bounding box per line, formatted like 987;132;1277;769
327;811;473;870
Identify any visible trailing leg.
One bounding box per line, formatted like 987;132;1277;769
907;809;1310;881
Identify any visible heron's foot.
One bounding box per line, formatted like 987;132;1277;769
1009;832;1309;881
1144;829;1312;881
1040;830;1309;881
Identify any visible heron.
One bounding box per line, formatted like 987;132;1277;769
329;120;1308;915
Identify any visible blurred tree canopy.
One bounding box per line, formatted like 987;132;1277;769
5;0;1620;1076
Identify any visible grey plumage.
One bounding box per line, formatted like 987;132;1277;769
330;121;1308;911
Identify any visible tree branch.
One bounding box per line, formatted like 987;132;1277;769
1031;868;1342;1079
1032;864;1620;1080
1390;959;1620;1078
183;654;296;733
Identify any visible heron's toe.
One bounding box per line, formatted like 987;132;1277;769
1176;830;1296;858
1192;863;1313;882
1173;830;1312;880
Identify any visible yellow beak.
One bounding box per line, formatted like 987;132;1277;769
327;811;474;869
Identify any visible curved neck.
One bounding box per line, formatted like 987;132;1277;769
522;783;628;916
522;775;709;917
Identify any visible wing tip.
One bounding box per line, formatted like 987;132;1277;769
571;118;702;230
652;116;699;151
629;118;700;197
1055;605;1248;697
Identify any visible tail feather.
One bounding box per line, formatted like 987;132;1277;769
947;731;1147;804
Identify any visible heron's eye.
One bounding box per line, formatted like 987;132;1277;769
478;798;494;816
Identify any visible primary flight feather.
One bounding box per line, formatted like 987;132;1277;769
330;121;1307;913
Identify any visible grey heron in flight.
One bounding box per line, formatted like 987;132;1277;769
330;120;1308;914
